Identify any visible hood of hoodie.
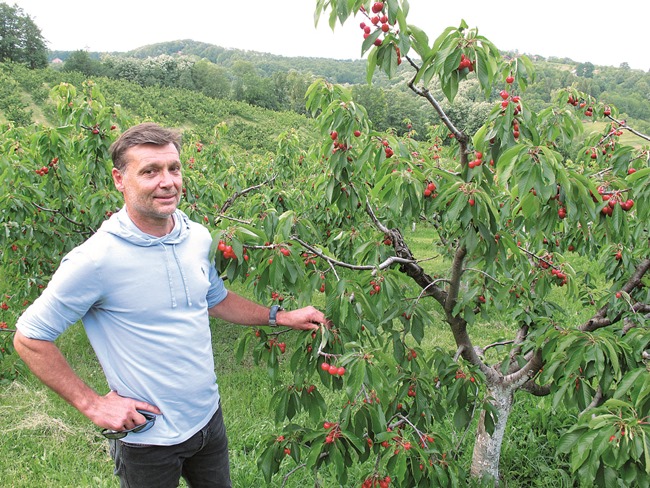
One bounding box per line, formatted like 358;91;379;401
98;207;194;308
99;207;191;246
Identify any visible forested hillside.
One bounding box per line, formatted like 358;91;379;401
47;39;650;137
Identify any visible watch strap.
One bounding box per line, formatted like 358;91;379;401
269;305;283;327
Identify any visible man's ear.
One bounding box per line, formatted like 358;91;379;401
112;167;125;192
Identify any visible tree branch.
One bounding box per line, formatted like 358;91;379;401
405;56;468;146
32;202;91;230
581;258;650;332
365;199;448;304
291;236;414;271
445;246;467;314
217;176;275;215
503;349;544;389
606;115;650;142
580;386;604;415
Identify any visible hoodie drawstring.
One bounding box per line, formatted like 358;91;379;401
161;243;192;308
172;244;193;307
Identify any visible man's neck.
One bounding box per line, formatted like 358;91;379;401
127;212;175;237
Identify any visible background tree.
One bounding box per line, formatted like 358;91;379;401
0;2;47;68
62;50;103;76
191;59;230;100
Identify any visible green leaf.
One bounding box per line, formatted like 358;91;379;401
453;407;470;430
235;333;251;362
276;210;295;240
345;360;365;400
257;444;278;483
441;70;460;102
366;46;378;84
557;428;585;454
496;144;524;188
483;403;496;436
570;430;599;472
408;24;431;59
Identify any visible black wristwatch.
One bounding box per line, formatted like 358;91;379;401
269;305;284;327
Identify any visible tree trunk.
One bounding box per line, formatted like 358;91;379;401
470;383;514;485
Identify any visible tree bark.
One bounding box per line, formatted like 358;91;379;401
470;383;514;485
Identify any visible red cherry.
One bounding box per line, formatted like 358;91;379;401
621;199;634;211
468;198;476;207
506;75;514;84
371;1;384;13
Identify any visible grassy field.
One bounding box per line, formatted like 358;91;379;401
0;224;588;487
584;119;646;148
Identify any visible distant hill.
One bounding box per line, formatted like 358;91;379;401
51;40;370;85
36;38;650;137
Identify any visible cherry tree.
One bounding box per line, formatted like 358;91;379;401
230;1;649;486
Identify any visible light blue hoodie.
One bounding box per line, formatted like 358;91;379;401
16;208;228;445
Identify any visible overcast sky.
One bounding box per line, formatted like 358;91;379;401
10;0;649;71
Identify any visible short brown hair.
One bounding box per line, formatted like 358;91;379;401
109;123;182;171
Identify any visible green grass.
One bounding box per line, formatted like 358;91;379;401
585;120;645;148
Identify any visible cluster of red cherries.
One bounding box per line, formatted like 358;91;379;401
358;2;392;47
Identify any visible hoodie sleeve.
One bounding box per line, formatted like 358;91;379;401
16;248;103;342
205;263;228;308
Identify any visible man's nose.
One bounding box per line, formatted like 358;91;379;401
159;169;175;187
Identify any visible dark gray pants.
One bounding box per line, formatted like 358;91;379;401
109;405;231;488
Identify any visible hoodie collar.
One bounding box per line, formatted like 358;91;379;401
99;208;191;247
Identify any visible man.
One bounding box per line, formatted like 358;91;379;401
14;122;327;487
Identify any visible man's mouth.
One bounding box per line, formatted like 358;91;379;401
155;194;177;201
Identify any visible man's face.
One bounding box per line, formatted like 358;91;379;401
112;143;182;234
